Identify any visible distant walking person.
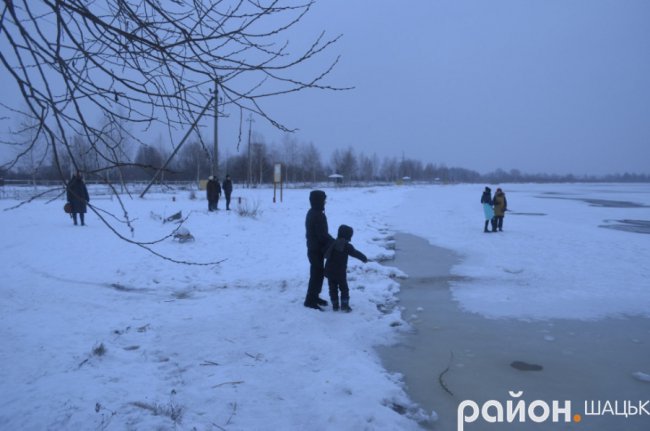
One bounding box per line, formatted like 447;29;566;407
480;186;495;233
206;176;221;211
304;190;334;311
66;171;90;226
325;224;368;312
223;174;233;210
492;188;508;231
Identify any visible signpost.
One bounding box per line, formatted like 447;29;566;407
273;163;283;203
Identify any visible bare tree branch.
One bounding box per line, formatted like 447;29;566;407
1;0;346;263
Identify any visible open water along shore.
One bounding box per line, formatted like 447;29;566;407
377;233;650;431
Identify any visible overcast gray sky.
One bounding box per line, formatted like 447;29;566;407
2;0;649;176
256;0;650;175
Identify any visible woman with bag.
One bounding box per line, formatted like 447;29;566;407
66;171;90;226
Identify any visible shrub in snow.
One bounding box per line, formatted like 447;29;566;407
236;198;262;218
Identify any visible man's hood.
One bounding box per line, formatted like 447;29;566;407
309;190;326;211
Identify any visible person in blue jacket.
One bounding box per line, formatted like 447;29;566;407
481;186;495;233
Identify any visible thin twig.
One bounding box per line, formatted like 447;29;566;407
226;402;237;426
212;381;244;389
438;351;454;397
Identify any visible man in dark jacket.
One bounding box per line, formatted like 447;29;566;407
325;224;368;312
206;176;221;211
66;171;90;226
304;190;334;310
223;174;233;210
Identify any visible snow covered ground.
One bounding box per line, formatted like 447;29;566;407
1;182;648;430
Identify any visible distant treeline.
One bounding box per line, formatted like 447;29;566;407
2;135;648;184
481;169;650;184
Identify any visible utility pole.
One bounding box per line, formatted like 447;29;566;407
213;77;219;178
258;144;263;185
246;114;254;188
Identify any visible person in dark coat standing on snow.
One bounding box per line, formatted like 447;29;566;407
492;188;508;231
206;176;221;211
223;174;233;210
66;171;90;226
304;190;335;310
480;186;495;233
325;224;368;312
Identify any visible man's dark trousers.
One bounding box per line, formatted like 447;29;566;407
305;250;325;306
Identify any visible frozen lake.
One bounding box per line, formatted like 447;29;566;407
378;183;650;430
379;233;650;431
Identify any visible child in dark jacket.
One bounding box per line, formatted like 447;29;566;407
324;224;368;312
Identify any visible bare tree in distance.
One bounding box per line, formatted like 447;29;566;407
300;141;323;182
6;113;50;186
281;133;299;183
330;147;357;181
357;152;376;182
0;0;347;264
172;140;212;182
